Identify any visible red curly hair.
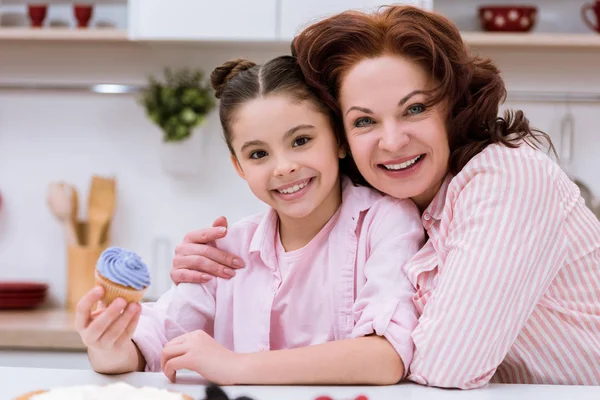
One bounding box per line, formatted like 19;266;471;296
291;5;553;177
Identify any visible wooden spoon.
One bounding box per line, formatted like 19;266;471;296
46;182;79;246
87;175;116;246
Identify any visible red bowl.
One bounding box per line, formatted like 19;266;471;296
0;282;48;293
0;296;46;309
479;5;538;32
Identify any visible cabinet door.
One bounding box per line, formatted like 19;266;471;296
129;0;278;41
279;0;433;40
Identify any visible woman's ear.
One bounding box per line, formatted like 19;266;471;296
230;154;246;180
338;146;348;159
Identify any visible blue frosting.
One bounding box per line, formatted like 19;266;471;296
96;247;151;290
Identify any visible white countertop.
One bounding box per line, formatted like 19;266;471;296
3;366;600;400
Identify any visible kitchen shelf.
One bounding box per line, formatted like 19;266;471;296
462;32;600;48
0;27;128;41
0;28;599;49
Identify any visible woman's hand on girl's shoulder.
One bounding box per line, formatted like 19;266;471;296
170;216;245;284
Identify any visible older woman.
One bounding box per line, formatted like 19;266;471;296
169;6;600;388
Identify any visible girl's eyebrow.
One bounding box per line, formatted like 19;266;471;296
240;140;265;152
240;124;315;152
283;124;314;141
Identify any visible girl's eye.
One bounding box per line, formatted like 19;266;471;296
407;104;426;115
249;150;268;159
292;137;310;147
353;117;375;128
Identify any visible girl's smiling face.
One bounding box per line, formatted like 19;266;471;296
230;94;344;222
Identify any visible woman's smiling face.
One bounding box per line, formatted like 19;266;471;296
340;54;450;211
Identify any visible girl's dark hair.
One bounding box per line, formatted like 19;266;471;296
210;55;344;158
291;5;555;180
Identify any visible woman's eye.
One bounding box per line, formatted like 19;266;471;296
353;117;375;128
292;137;310;147
407;104;426;115
249;150;267;159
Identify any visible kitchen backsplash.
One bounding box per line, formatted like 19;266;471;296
0;42;599;306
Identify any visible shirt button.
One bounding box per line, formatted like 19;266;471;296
423;213;432;221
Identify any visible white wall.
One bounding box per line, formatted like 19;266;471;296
0;39;599;307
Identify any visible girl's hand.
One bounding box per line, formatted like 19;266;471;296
161;330;243;385
170;216;245;284
74;286;141;353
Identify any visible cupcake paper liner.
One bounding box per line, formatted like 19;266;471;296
95;272;147;305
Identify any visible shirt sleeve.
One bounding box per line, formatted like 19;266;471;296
408;154;568;388
351;198;425;378
132;280;217;372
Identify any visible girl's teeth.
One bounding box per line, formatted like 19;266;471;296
278;180;309;194
383;155;422;170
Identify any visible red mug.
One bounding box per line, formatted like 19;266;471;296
27;4;48;28
73;4;94;28
582;0;600;33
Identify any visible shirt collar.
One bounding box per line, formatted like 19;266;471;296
248;207;279;268
247;176;378;266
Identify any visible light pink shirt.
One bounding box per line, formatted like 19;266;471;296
133;178;425;374
406;143;600;388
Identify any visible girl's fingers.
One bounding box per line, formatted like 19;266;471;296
85;298;127;343
115;306;142;347
161;342;187;373
98;302;140;347
74;286;104;332
163;354;187;383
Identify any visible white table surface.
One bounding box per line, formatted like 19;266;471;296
3;366;600;400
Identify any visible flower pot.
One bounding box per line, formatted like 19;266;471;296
28;4;48;28
73;4;93;28
159;126;208;178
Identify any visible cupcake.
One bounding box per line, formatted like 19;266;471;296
95;246;151;305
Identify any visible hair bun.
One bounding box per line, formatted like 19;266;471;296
211;59;257;98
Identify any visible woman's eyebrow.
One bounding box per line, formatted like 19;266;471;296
345;90;425;116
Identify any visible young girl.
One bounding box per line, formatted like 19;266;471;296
74;55;425;386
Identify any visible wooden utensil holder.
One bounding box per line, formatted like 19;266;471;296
66;221;110;311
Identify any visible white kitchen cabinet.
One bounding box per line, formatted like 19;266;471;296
278;0;434;40
128;0;279;41
0;350;91;370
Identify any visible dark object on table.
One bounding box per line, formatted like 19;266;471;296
204;384;254;400
203;384;369;400
479;5;537;32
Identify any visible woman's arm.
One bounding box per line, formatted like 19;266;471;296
409;153;567;389
237;336;403;385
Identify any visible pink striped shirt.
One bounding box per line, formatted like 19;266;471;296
406;143;600;388
133;178;425;375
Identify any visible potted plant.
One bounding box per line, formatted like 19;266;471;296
139;67;216;177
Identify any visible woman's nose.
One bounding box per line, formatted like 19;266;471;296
378;121;410;153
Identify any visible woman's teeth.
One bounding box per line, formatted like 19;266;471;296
277;179;310;194
383;155;422;170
